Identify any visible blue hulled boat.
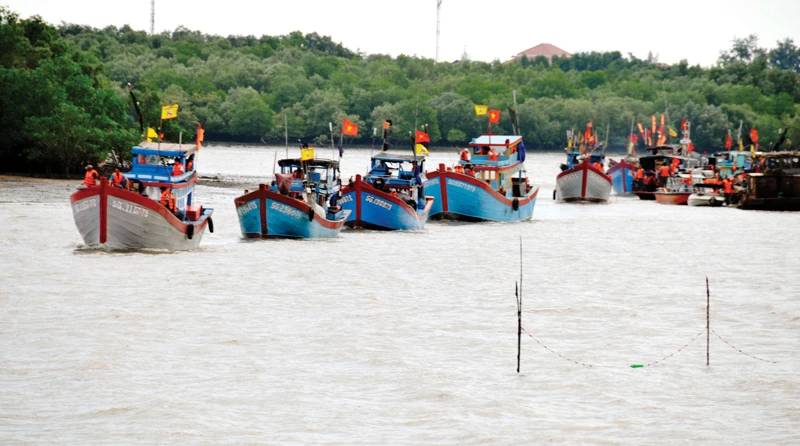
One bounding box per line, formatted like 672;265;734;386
607;158;637;195
234;158;350;239
423;135;538;222
70;142;214;250
339;153;434;230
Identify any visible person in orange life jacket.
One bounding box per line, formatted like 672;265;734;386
592;161;603;171
172;158;184;176
670;158;680;175
110;168;127;188
487;148;498;162
459;148;470;162
186;154;194;171
634;167;645;189
83;164;99;187
454;164;464;174
293;167;304;179
464;164;475;176
159;187;175;212
722;177;734;205
136;154;147;165
498;185;506;196
658;164;670;186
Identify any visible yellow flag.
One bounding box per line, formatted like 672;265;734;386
474;105;488;116
161;104;179;120
146;127;158;142
415;144;430;155
301;146;315;161
668;127;678;138
738;139;744;151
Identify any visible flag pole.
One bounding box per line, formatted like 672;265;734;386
329;122;335;160
284;113;288;160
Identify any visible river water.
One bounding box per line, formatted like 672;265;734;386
1;146;799;444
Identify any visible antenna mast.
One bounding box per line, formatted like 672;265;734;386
150;0;155;36
436;0;443;62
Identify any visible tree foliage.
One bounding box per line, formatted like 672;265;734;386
3;6;800;177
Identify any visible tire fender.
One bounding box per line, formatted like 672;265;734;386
186;223;194;240
308;208;315;222
208;217;214;233
512;198;519;211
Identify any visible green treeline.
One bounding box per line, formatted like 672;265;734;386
3;7;800;175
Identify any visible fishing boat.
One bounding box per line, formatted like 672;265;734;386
737;151;800;211
234;157;350;238
70;142;214;250
607;158;638;196
423;134;538;222
339;153;434;230
556;152;612;203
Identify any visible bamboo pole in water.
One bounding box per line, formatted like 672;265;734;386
706;277;710;367
516;237;523;373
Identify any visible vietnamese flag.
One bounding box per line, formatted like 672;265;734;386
415;130;430;143
488;109;501;124
196;122;204;149
342;118;358;136
750;128;759;143
724;132;732;149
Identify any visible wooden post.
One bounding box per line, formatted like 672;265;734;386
706;277;710;367
516;237;523;373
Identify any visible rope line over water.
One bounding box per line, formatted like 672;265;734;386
711;329;778;364
644;329;705;367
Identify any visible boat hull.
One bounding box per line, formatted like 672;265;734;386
607;160;637;195
654;192;691;205
70;179;212;250
234;185;349;239
423;171;538;222
688;193;724;207
340;177;434;230
555;162;612;203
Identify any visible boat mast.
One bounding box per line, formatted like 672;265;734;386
150;0;155;36
436;0;443;63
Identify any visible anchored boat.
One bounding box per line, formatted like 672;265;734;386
607;158;638;196
423;135;538;222
70;142;214;250
340;153;434;230
234;157;350;238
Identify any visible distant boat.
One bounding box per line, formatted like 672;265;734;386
423;134;538;222
606;158;638;195
234;157;350;238
340;153;434;230
555;152;612;203
688;183;724;207
70;142;214;250
654;176;692;205
737;151;800;211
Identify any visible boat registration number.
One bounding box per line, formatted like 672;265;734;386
111;199;149;218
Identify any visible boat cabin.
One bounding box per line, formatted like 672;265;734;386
463;135;528;197
366;153;424;188
126;142;198;212
710;151;760;178
562;152;605;170
274;158;340;195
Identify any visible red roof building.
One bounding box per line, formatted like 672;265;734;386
511;43;571;63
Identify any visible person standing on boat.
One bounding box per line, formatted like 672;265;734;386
592;160;603;171
658;163;670;187
459;148;471;162
722;177;734;205
83;165;99;188
635;167;645;189
487;148;499;162
110;168;127;188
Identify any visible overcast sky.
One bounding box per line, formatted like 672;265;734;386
6;0;800;66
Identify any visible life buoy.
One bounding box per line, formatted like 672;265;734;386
186;223;194;239
308;208;315;221
208;217;214;233
512;198;519;211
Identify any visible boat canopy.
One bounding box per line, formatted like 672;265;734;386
371;153;423;163
469;135;522;147
132;142;197;158
277;158;340;170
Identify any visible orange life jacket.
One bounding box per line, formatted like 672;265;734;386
111;172;125;186
635;168;644;180
187;160;193;171
723;179;733;194
454;165;464;174
83;169;98;186
459;149;470;161
160;190;175;211
659;165;670;176
592;162;602;171
172;163;184;176
487;150;498;162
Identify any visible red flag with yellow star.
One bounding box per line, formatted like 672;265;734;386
488;109;501;124
342;118;358;136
